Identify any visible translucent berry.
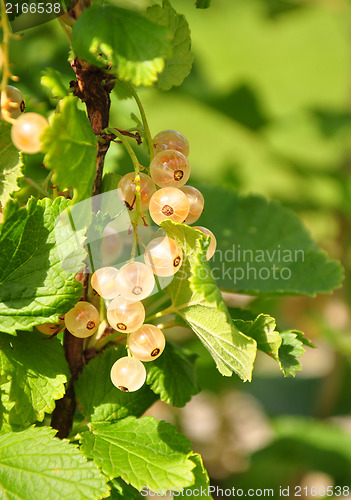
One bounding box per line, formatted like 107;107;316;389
100;223;123;267
180;186;204;225
36;319;64;336
150;150;190;188
193;226;217;260
117;172;156;211
11;112;49;154
65;301;100;338
149;187;190;226
153;130;189;157
0;85;25;121
107;297;145;333
116;261;155;301
110;356;146;392
91;267;119;299
129;324;166;361
144;237;183;277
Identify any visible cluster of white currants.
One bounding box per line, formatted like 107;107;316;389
118;129;217;259
35;130;217;393
0;85;49;154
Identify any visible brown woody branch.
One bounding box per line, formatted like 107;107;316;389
51;57;115;439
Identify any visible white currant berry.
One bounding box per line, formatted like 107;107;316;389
129;324;166;361
116;261;155;301
36;317;64;336
11;112;49;154
100;223;123;267
0;85;25;120
110;356;146;392
153;130;189;157
149;187;190;226
107;297;145;333
144;237;183;277
150;150;190;188
91;267;120;299
193;226;217;260
65;301;100;338
117;172;156;211
180;186;204;224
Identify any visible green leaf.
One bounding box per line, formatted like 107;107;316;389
0;330;69;428
0;197;85;334
182;453;213;499
75;348;158;423
197;185;344;296
162;220;257;380
0;426;109;500
278;330;308;377
0;122;23;206
42;96;97;204
80;416;195;493
113;80;134;101
71;5;171;86
232;314;282;360
146;342;199;407
41;67;69;99
109;478;140;500
230;310;313;376
146;0;193;90
102;172;121;193
196;0;211;8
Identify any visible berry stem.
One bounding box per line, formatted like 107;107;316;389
145;305;176;323
112;128;142;258
52;57;115;439
22;177;50;197
128;85;154;161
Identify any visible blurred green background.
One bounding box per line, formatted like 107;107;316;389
10;0;351;497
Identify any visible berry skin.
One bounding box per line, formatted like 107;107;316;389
107;297;145;333
149;187;190;226
193;226;217;260
180;186;204;225
100;223;123;267
153;130;189;157
11;112;49;154
110;356;146;392
0;85;25;121
150;150;190;188
91;267;120;299
129;324;166;361
144;237;183;277
65;301;100;338
36;319;64;336
117;172;156;211
116;261;155;301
